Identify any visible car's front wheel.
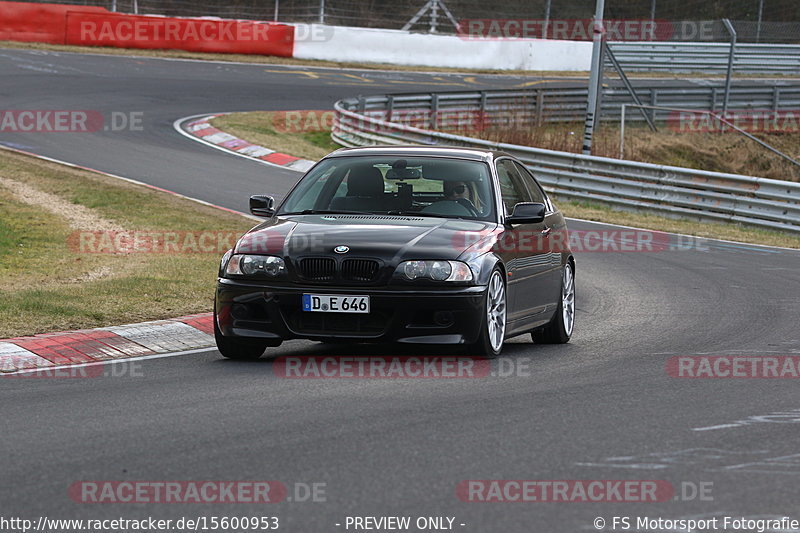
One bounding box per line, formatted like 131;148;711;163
470;268;507;358
532;261;575;344
213;311;268;360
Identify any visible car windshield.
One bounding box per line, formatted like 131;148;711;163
278;156;496;221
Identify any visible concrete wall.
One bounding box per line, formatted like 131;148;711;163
292;24;592;71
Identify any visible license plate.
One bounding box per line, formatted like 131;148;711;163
302;294;370;313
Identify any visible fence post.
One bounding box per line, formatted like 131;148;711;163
543;0;551;39
386;95;394;122
722;19;737;116
535;90;544;127
650;88;657;123
582;0;606;154
431;93;440;129
619;104;627;159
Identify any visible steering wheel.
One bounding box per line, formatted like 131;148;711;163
455;197;480;217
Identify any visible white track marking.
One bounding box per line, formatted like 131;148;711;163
692;424;745;432
172;114;307;173
2;347;218;377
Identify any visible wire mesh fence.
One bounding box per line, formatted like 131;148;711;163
13;0;800;42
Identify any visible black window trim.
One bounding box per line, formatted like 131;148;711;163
494;157;534;217
512;160;555;214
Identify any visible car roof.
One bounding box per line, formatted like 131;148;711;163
325;145;509;162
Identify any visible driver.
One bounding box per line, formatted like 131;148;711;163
444;181;470;201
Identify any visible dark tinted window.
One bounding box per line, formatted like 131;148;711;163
496;159;532;215
513;162;547;205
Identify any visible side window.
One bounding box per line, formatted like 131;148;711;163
513;162;547;206
496;159;532;215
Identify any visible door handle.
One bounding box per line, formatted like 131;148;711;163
541;227;552;236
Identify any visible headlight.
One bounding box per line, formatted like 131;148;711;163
224;254;286;277
402;260;428;280
397;260;473;282
219;249;233;276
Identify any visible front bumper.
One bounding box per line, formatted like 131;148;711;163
215;279;486;345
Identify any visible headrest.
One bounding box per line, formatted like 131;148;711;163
347;165;385;197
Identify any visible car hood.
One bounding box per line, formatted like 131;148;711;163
235;214;499;263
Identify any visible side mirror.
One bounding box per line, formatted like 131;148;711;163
505;202;546;225
250;195;275;217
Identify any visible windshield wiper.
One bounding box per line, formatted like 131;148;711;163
281;209;368;215
385;210;468;220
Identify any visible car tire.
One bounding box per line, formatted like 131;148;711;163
532;261;575;344
469;268;507;358
213;310;268;360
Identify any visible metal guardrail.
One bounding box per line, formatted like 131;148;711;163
333;92;800;233
606;42;800;74
350;85;800;128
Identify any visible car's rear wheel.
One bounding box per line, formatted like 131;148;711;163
214;311;268;360
470;268;507;358
532;261;575;344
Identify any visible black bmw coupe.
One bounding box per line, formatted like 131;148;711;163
215;146;575;358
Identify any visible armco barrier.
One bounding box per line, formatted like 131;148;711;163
333;94;800;233
347;86;800;128
0;1;294;57
607;42;800;75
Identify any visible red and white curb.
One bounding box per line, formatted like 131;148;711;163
0;313;215;374
175;113;316;173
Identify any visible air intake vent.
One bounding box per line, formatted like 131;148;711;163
324;215;423;221
341;259;380;282
298;257;336;281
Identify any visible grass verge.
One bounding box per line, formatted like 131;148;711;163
211;111;340;161
478;121;800;182
0;149;254;338
211;110;800;249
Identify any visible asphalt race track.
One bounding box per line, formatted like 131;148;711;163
1;48;800;532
